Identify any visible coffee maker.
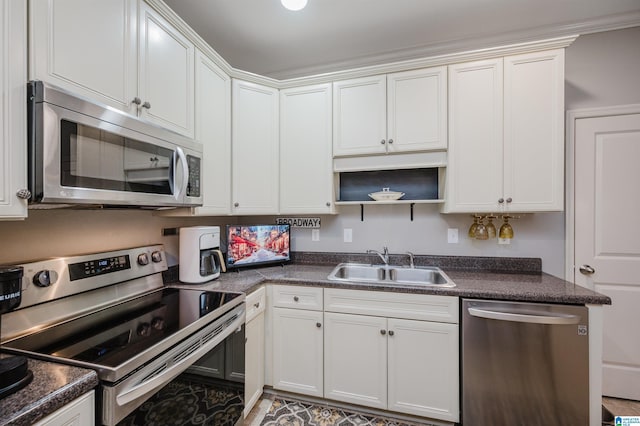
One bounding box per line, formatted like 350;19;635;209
0;266;33;398
179;226;226;283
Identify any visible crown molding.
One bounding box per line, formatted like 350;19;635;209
146;0;638;89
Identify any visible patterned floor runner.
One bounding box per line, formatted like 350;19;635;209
259;398;436;426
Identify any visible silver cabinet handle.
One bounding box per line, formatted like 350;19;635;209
579;265;595;275
380;139;386;145
316;322;321;328
16;189;31;200
293;296;299;302
498;198;504;204
142;101;151;109
380;329;386;335
468;307;581;325
506;197;512;203
132;97;141;105
388;139;394;144
388;330;394;336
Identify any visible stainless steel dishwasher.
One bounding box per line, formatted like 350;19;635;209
461;299;589;425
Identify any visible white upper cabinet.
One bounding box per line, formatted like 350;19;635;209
333;67;447;157
193;50;231;215
0;0;27;219
232;79;279;215
443;49;565;213
280;84;334;214
386;67;447;153
138;1;194;137
30;0;195;138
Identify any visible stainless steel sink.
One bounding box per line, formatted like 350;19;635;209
327;263;455;287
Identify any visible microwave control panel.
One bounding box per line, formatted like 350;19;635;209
186;155;201;197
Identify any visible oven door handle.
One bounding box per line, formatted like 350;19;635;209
115;312;244;406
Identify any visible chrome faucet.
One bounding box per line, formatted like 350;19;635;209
406;252;415;268
367;246;389;266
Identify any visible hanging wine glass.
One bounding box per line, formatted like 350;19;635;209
475;216;488;240
468;215;479;238
499;215;514;239
485;215;497;239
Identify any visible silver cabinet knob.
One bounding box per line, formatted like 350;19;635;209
388;330;394;336
141;101;151;109
506;197;512;203
16;189;31;200
254;302;260;308
326;202;331;207
132;97;142;105
380;139;386;145
380;329;386;335
388;139;394;144
579;265;595;275
234;202;239;207
316;322;321;328
293;296;299;302
498;198;505;204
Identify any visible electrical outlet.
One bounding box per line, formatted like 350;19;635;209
312;229;320;241
343;228;353;243
448;228;459;244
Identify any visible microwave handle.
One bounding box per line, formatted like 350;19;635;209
174;147;189;201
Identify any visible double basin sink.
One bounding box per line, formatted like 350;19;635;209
327;263;455;287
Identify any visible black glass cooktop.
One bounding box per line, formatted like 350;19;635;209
4;288;242;368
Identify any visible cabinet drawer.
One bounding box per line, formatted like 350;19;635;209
246;286;266;322
272;285;323;311
324;288;458;323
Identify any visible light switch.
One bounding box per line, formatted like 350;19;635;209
312;229;320;241
343;228;353;243
448;228;458;244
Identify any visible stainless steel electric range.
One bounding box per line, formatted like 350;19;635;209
0;245;245;425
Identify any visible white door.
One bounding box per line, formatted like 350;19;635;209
324;312;387;409
272;307;323;397
574;111;640;400
387;318;459;422
280;84;333;214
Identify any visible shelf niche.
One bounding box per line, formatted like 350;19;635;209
337;168;439;202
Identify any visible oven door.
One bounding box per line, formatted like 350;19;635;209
102;303;245;425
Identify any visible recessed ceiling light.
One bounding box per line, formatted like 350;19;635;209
281;0;307;11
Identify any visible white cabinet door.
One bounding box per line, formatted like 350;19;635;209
387;318;459;422
232;79;279;214
272;307;323;397
33;391;95;426
138;2;194;138
333;75;387;156
324;312;387;410
193;50;231;215
245;312;265;417
387;67;447;153
504;49;564;212
444;58;504;213
280;84;333;214
29;0;138;113
0;0;27;219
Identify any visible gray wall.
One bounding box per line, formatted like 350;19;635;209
1;27;639;279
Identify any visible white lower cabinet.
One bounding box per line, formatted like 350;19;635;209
33;390;95;426
271;285;324;397
323;288;459;423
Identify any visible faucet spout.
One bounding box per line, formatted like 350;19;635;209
406;252;415;268
367;246;390;265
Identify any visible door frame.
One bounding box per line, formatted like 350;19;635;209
564;103;640;283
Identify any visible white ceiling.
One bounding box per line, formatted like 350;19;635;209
162;0;640;80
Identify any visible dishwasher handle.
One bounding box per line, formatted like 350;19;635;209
467;306;582;325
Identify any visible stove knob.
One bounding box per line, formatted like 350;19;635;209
137;253;150;266
137;322;151;337
151;251;162;263
33;270;57;287
151;317;165;330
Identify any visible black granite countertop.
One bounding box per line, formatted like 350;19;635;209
0;355;98;426
169;252;611;305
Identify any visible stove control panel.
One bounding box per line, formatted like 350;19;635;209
68;255;131;281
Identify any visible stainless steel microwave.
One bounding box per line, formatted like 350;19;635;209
27;81;202;208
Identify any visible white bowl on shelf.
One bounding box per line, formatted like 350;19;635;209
368;188;405;201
